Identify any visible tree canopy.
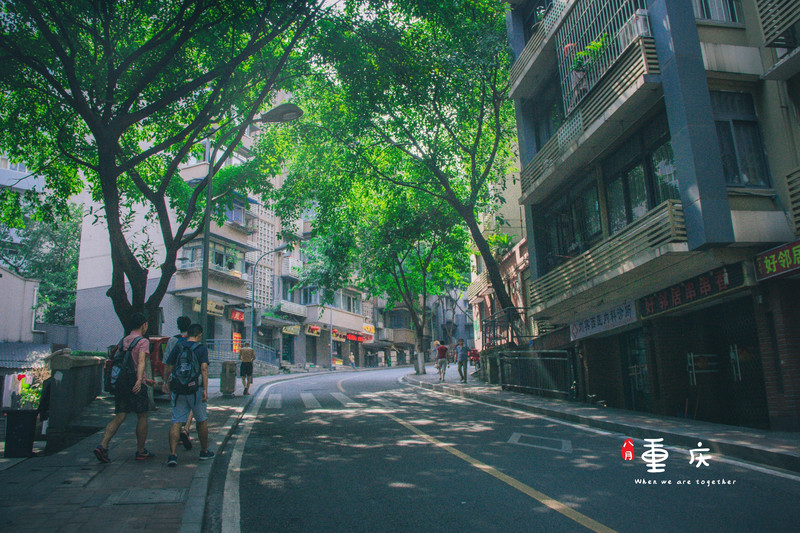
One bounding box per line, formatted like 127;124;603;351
260;0;518;313
0;0;322;327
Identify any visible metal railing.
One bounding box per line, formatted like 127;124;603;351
498;350;574;398
529;200;686;309
205;339;279;366
467;270;491;300
481;307;531;348
179;261;249;282
757;0;800;47
787;167;800;235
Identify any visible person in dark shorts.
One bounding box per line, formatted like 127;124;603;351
239;341;255;395
93;312;156;463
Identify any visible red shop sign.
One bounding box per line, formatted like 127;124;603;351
230;310;245;322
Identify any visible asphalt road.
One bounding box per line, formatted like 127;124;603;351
204;368;800;533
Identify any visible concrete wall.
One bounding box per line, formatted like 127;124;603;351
46;352;105;435
0;266;40;343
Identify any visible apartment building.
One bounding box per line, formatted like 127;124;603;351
505;0;800;430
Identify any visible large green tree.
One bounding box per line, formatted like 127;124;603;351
261;0;518;313
0;0;322;328
293;182;470;375
0;203;82;325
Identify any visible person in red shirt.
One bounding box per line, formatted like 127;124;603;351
435;340;449;382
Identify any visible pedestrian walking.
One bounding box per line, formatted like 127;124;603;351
93;312;156;463
436;340;449;382
239;341;255;395
164;315;194;450
455;338;469;383
163;323;215;467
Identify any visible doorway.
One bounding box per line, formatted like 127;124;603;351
620;329;650;412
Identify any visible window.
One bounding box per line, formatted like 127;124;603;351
542;181;602;270
301;287;318;305
226;203;245;225
282;280;296;302
603;113;679;235
692;0;741;23
711;91;770;187
342;292;361;314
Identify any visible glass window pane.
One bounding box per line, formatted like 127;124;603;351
732;121;770;187
627;164;648;222
606;175;627;235
651;142;680;204
715;121;740;184
579;185;601;240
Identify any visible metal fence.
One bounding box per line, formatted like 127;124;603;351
481;307;532;348
205;339;279;366
498;350;574;398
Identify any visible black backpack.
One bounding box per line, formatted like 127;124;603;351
169;341;202;395
109;336;145;394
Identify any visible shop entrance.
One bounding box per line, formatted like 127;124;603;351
702;298;768;428
620;329;650;413
282;333;294;363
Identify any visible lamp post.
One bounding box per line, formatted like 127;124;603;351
199;103;303;338
250;245;288;348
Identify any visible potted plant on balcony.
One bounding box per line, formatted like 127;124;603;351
564;34;608;106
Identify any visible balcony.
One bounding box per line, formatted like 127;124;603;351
529;200;690;322
378;328;394;342
280;299;307;317
757;0;800;48
467;271;493;302
788;167;800;235
173;263;249;301
509;0;569;100
281;256;304;279
520;36;661;204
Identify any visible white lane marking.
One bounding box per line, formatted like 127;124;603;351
300;392;321;409
331;392;361;407
401;377;800;481
222;383;273;533
375;398;400;408
266;393;282;409
509;432;573;453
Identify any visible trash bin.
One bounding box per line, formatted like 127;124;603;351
4;409;38;458
220;361;236;396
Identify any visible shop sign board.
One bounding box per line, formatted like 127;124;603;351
363;323;375;334
639;265;744;319
570;300;637;341
754;239;800;281
232;332;241;353
346;333;364;342
230;310;245;322
193;297;225;317
332;330;347;342
306;325;321;337
282;324;301;335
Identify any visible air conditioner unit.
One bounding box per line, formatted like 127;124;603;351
618;9;650;51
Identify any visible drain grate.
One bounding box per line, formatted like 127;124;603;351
105;488;187;505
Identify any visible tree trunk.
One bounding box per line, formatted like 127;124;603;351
460;207;516;313
415;325;426;375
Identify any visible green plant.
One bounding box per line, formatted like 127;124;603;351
568;33;609;73
487;233;516;259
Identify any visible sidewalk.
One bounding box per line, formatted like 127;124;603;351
0;372;316;533
404;367;800;474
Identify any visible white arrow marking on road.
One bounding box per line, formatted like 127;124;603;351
508;432;573;453
300;392;322;409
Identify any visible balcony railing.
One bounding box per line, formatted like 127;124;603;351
521;36;660;202
467;270;492;301
529;200;687;309
757;0;800;47
787;167;800;235
280;300;306;317
178;261;249;282
509;0;569;98
281;256;304;279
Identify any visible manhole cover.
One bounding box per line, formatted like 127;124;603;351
106;488;187;505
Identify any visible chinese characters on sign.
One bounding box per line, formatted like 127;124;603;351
570;300;637;341
638;265;744;319
754;239;800;281
230;309;245;322
625;438;713;472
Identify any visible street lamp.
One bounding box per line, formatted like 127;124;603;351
250;244;289;348
199;103;303;337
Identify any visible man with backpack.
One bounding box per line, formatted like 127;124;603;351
94;312;156;463
163;323;215;466
164;315;194;450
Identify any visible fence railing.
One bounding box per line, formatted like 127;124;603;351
205;339;279;366
481;307;531;348
787;167;800;235
498;350;574;398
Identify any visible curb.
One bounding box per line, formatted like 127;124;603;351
179;372;330;533
404;375;800;474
